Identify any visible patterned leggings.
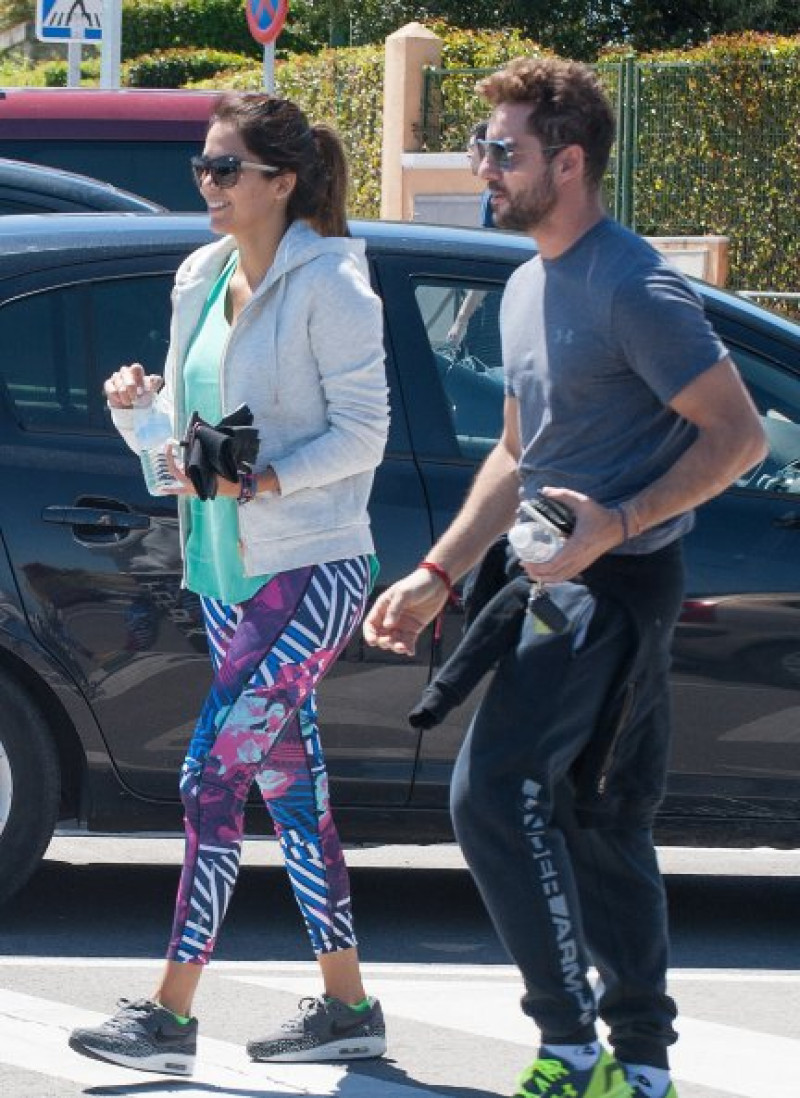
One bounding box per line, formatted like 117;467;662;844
166;557;371;965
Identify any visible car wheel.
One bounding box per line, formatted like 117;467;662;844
746;641;800;689
0;670;60;906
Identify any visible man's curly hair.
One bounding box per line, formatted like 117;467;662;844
479;57;615;186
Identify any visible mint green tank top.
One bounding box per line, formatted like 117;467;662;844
182;254;270;604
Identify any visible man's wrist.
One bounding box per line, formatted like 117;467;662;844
615;499;644;542
417;560;458;604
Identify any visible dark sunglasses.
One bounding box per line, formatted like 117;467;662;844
475;138;567;171
190;154;280;190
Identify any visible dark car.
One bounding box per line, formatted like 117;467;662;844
0;157;163;214
0;88;215;209
0;213;798;905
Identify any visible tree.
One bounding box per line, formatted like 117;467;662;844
0;0;35;30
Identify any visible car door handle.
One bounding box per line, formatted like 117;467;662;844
772;511;800;530
42;505;150;530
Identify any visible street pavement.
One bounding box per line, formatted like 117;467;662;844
0;838;798;1097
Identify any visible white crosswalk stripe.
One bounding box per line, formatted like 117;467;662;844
0;960;797;1096
222;962;800;1098
0;985;430;1096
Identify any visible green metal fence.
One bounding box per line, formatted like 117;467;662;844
421;58;800;310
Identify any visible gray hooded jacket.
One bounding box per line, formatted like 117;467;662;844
112;219;389;576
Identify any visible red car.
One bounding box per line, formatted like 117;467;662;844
0;87;215;209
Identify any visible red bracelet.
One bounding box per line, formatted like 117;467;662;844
418;560;457;603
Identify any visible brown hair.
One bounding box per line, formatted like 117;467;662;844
210;93;349;237
478;58;615;186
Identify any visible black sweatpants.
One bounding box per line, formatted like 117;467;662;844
450;542;684;1068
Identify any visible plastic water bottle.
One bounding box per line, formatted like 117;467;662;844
507;503;566;564
131;399;182;496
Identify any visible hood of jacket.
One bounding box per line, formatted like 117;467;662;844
174;218;368;301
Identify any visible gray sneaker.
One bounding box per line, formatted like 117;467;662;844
247;995;387;1063
68;998;197;1075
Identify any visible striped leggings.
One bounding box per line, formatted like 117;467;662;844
166;556;371;965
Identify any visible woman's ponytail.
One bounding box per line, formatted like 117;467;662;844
307;124;349;238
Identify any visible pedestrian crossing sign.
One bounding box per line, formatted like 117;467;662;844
36;0;103;42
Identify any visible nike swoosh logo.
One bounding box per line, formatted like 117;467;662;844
329;1019;367;1038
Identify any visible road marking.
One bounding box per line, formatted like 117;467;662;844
0;962;797;1097
220;964;800;1098
0;988;434;1096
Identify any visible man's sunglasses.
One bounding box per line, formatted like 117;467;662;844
474;138;567;171
190;155;280;190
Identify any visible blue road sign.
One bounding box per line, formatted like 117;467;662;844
36;0;103;43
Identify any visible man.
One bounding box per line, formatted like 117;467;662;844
447;120;495;347
364;58;765;1098
468;119;496;229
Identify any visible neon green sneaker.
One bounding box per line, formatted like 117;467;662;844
630;1086;678;1098
515;1047;633;1097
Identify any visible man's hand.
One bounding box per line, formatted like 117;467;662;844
525;488;625;583
446;316;467;347
363;569;450;657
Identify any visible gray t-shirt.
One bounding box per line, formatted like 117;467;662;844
502;217;728;553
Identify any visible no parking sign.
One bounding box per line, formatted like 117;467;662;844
246;0;288;46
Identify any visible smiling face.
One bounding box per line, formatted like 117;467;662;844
479;102;562;233
198;121;292;241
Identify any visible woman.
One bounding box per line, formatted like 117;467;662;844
68;93;389;1075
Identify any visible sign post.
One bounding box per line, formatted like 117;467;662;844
67;40;82;87
36;0;123;89
99;0;122;88
246;0;288;92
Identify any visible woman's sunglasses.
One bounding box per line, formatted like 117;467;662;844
190;154;280;190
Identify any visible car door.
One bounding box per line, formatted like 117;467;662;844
666;320;800;830
375;256;800;831
372;254;512;809
0;257;211;803
0;251;427;812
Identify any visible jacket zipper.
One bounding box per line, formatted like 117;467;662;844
596;681;637;795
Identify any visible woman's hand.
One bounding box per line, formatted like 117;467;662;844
103;363;163;409
163;443;197;497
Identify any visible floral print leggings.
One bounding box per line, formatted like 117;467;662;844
166;557;371;965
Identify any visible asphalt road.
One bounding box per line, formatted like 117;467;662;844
0;837;798;1098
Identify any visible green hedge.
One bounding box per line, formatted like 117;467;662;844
121;0;260;61
126;48;253;88
120;0;315;62
41;58;101;87
624;34;800;309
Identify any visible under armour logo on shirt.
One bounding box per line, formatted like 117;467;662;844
553;328;575;344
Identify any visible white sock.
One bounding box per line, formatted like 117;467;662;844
623;1063;672;1096
541;1041;601;1070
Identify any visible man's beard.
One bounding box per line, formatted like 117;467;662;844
492;166;557;232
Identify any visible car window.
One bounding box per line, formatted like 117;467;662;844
731;346;800;493
0;196;67;214
412;279;505;460
0;274;173;433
